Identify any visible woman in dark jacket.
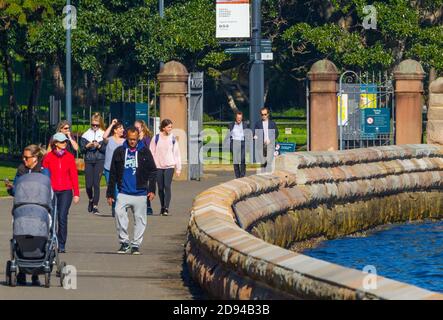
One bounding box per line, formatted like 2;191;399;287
5;144;47;286
5;144;47;196
80;112;106;215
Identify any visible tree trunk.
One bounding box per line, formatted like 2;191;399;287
0;33;17;115
51;62;65;100
27;63;43;122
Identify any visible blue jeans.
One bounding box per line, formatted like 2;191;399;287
54;190;72;250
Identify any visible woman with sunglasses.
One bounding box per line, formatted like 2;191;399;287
42;133;80;253
80;113;106;215
4;144;48;286
47;120;79;156
5;145;47;196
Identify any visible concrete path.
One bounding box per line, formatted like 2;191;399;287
0;171;233;299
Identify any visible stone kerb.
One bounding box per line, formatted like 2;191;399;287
427;78;443;145
186;145;443;300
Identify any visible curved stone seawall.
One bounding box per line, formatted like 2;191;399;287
186;145;443;300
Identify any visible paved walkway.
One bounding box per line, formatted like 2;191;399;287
0;171;233;299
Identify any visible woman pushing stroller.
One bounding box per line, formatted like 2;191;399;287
5;144;47;286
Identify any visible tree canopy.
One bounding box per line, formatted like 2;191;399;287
0;0;442;115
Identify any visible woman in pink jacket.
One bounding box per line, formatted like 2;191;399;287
149;119;181;216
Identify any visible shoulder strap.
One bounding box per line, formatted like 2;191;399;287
155;133;175;145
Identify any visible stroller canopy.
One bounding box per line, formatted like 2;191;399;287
13;173;52;210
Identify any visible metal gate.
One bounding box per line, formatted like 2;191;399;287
188;72;204;180
338;71;395;150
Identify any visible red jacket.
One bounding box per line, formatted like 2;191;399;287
42;150;80;197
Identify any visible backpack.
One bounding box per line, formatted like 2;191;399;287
155;134;176;147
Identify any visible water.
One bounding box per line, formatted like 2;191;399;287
303;220;443;293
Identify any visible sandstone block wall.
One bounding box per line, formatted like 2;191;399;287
186;145;443;300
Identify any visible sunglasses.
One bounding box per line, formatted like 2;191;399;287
23;155;36;160
261;113;268;116
62;126;70;130
91;124;100;128
56;140;68;144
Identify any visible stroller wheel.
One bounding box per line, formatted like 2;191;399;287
56;261;66;278
59;262;67;287
44;273;50;288
10;271;17;287
5;261;11;286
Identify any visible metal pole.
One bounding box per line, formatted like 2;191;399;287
66;0;72;123
249;0;264;131
159;0;165;70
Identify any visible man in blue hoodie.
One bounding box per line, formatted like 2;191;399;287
106;127;157;255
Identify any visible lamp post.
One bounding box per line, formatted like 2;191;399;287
66;0;72;123
159;0;164;70
249;0;264;131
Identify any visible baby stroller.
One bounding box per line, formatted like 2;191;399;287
5;173;67;288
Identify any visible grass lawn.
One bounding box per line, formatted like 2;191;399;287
0;161;106;197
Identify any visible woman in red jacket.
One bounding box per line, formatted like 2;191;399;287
42;133;80;253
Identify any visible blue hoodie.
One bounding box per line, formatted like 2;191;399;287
120;141;147;196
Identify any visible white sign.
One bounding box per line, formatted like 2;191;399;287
216;0;250;38
261;52;273;61
285;128;292;135
338;94;349;125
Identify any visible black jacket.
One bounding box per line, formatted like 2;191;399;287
254;119;279;142
80;137;106;163
8;161;45;196
106;143;157;198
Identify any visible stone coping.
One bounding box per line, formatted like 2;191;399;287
186;145;443;300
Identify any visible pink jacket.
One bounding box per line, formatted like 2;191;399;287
149;134;182;173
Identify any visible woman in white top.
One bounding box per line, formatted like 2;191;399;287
80;112;106;215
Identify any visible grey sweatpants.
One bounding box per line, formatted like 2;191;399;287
115;193;147;248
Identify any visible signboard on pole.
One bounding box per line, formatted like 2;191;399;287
216;0;250;38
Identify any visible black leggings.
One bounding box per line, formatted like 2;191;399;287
157;168;174;209
85;161;104;206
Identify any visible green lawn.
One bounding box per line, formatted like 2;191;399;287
0;161;106;197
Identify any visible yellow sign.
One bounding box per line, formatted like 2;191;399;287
338;94;348;125
360;93;377;109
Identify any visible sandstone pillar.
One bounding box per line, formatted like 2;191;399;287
393;60;425;145
426;78;443;145
157;61;189;180
307;60;339;151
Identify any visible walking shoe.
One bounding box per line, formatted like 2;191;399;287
117;243;131;254
17;272;26;286
88;200;93;213
31;275;41;286
131;247;141;255
160;208;169;216
92;206;101;215
146;206;153;215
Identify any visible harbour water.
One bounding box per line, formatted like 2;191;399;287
303;220;443;293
